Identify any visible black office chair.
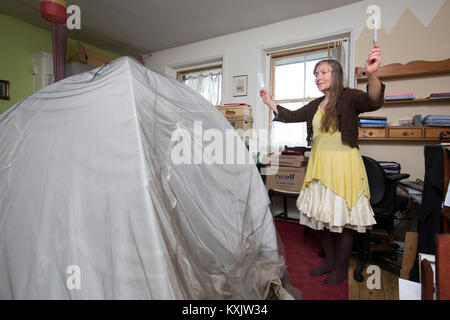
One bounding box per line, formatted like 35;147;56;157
353;156;410;282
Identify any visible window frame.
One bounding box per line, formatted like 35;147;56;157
176;64;223;105
267;38;349;149
269;46;332;122
268;47;329;149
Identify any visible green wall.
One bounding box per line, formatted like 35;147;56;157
0;13;120;114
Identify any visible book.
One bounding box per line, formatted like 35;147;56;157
385;93;415;101
359;119;387;124
428;92;450;99
221;103;251;106
385;96;415;101
360;124;386;127
384;169;401;174
386;93;414;97
378;161;401;174
422;115;450;126
359;116;387;120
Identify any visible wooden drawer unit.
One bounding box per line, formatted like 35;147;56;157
358;127;386;139
424;127;450;139
388;127;422;139
358;126;450;141
217;106;252;121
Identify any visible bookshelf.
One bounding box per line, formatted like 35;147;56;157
355;58;450;82
356;58;450;141
384;97;450;106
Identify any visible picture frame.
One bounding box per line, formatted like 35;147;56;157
0;80;9;100
233;75;247;97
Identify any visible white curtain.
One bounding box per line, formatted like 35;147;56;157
330;39;349;87
182;68;222;105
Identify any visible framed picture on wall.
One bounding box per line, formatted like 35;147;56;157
233;75;247;97
0;80;9;100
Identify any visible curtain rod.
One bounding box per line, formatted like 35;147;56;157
267;37;349;56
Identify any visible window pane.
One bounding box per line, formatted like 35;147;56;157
305;59;324;99
271;102;307;150
305;51;328;99
274;61;304;100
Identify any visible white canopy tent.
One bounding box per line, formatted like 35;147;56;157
0;57;296;299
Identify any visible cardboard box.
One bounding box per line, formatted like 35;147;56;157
264;166;306;192
229;120;252;129
269;155;306;168
217;106;252;121
69;42;114;67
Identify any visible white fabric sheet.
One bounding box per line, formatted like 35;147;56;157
0;57;293;299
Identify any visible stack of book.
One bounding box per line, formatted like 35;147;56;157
422;115;450;126
385;93;415;101
359;116;387;127
216;103;253;136
377;161;401;174
428;92;450;100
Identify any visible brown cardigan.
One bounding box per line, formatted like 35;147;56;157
273;84;386;148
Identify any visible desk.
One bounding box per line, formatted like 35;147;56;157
268;189;300;222
400;180;424;192
400;180;423;205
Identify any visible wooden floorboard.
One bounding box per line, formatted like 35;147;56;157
348;257;360;300
348;246;400;300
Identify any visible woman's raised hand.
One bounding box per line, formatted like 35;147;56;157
365;44;381;76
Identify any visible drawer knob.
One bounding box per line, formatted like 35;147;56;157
368;131;373;136
403;131;408;136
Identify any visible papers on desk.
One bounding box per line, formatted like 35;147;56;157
398;278;421;300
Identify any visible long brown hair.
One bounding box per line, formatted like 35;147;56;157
314;59;344;132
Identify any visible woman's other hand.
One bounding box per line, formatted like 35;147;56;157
260;89;278;113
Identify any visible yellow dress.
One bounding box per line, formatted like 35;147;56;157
296;108;376;233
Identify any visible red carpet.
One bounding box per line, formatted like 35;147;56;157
275;220;348;300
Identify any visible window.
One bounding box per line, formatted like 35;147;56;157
177;65;222;105
269;39;349;150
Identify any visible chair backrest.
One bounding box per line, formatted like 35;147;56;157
362;156;387;206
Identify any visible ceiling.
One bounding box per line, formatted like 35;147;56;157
1;0;362;56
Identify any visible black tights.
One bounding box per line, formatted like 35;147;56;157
310;228;354;285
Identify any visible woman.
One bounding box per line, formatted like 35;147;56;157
260;45;384;285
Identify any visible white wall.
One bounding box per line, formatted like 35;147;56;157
145;0;449;179
144;0;371;133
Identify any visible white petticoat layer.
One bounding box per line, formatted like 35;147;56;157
296;180;376;233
